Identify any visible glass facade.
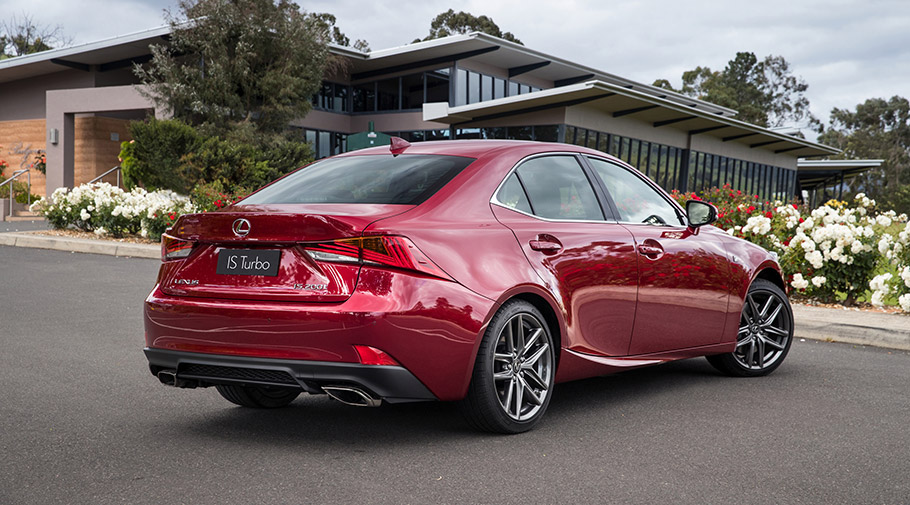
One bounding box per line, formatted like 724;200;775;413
308;67;797;202
452;68;540;106
299;128;348;159
564;125;797;201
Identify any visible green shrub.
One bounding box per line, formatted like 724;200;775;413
120;119;202;193
120;119;313;194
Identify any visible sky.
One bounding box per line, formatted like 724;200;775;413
2;0;908;136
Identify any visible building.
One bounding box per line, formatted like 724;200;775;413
0;26;842;201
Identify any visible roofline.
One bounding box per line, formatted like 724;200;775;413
366;32;738;117
425;80;839;155
0;25;171;71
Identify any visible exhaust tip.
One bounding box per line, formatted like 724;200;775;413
322;385;382;407
158;369;178;386
157;369;197;389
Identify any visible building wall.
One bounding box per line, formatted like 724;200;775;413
0;116;131;197
0;70;96;122
566;105;688;149
0;118;46;196
73;116;132;187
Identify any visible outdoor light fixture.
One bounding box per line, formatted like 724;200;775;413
48;128;59;145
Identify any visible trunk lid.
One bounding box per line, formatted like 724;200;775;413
160;204;410;302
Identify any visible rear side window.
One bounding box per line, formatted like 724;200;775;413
241;154;475;205
512;156;604;221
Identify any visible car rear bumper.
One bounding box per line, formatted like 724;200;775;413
145;348;437;403
144;268;497;401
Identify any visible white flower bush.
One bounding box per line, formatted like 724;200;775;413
782;194;886;305
30;182;193;240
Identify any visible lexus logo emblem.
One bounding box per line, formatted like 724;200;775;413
232;218;251;237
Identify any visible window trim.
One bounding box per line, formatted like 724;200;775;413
581;154;687;227
490;152;617;223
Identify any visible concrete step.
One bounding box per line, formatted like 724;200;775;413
13;210;39;217
4;216;44;222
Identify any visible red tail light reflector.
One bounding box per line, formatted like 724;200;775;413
354;345;401;366
304;236;452;280
162;233;194;261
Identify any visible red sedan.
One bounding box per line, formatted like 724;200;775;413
144;139;793;433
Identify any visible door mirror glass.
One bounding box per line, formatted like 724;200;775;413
686;200;717;228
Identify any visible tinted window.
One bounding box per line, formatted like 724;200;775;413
515;156;604;221
587;157;683;226
242;155;474;205
496;173;532;214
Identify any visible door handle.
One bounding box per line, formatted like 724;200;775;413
637;240;664;259
530;234;562;252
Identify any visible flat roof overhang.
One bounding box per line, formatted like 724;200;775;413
0;26;171;83
796;159;883;187
349;32;737;117
423;80;839;158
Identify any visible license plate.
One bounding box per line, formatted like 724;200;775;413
216;249;281;276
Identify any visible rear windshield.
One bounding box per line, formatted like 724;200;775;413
240;154;475;205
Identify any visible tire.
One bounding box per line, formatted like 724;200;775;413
459;300;556;434
707;278;793;377
215;384;300;408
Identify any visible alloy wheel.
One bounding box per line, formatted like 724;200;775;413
735;289;791;370
492;313;553;421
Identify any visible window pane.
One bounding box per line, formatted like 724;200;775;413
516;156;604;221
485;127;506;139
587;156;683;226
318;131;330;159
565;125;576;144
401;73;424;109
455;69;468;106
468;71;480;104
481;74;493;102
333;84;347;112
242;155;475;205
586;131;598;150
508;81;519;97
353;83;375;112
456;128;482;139
533;125;558;142
377;77;399;110
511;126;532;140
426;72;449;103
496;173;532;214
494;78;505;99
628;139;640;168
598;132;609;153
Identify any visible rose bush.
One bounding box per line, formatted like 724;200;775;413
674;186;909;308
30;182;193;241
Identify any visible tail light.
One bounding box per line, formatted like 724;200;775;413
304;236;452;280
353;345;401;366
162;233;194;261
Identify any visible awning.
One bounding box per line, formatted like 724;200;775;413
423;80;839;158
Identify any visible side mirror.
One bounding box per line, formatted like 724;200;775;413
686;200;717;228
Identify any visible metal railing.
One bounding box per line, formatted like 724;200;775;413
0;169;31;217
89;166;122;188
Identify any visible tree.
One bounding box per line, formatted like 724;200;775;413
414;9;522;45
310;13;370;52
136;0;333;137
654;52;816;129
818;96;910;211
0;14;71;58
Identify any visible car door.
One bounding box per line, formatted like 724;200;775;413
584;156;731;355
490;154;639;357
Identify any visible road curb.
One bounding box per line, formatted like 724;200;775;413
792;304;910;351
0;231;159;259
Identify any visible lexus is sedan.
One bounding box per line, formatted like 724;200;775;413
144;139;793;433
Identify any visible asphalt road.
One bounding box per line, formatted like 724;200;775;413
1;245;908;505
